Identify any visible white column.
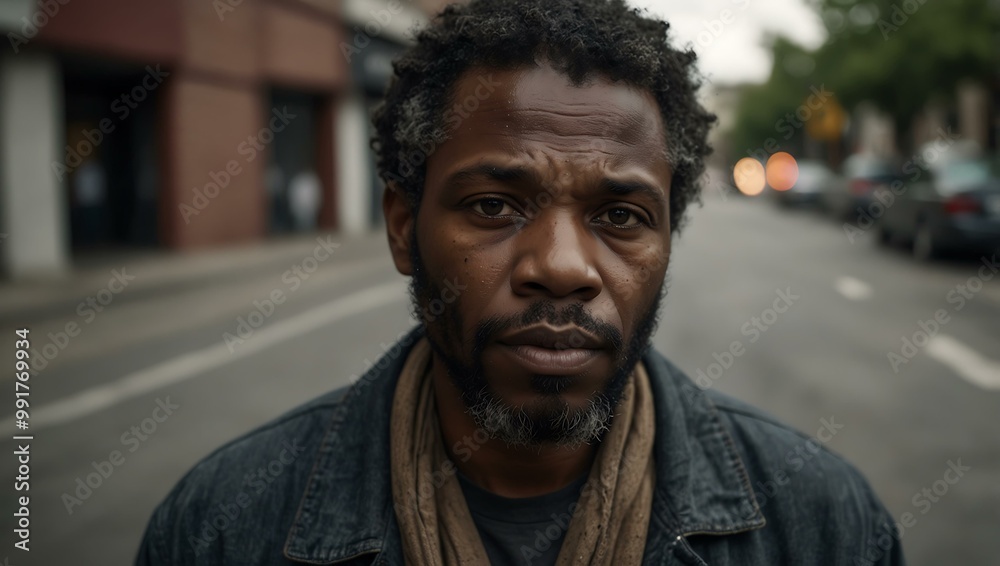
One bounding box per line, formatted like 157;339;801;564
0;50;68;278
336;93;372;235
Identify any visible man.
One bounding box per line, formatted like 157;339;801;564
137;1;904;564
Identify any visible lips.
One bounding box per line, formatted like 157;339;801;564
498;325;605;350
496;324;605;375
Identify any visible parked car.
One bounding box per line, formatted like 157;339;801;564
772;159;834;207
823;154;900;220
877;157;1000;260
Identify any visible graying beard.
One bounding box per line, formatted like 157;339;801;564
465;391;614;450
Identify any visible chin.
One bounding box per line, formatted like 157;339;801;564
467;373;619;449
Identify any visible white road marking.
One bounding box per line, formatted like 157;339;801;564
926;334;1000;391
834;276;874;301
5;281;407;432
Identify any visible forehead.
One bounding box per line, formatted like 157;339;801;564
429;63;670;179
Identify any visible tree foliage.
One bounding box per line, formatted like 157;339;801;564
730;0;999;157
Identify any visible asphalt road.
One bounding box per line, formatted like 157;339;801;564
1;190;998;565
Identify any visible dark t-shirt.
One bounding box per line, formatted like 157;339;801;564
457;471;588;566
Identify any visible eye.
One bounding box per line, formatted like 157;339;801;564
472;197;516;217
597;207;642;227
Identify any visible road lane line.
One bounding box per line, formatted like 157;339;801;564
926;334;1000;391
5;281;407;432
834;276;873;301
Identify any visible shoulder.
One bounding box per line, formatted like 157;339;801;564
706;389;864;495
646;349;887;519
708;391;844;464
136;385;351;564
705;390;902;564
169;383;351;498
643;350;901;563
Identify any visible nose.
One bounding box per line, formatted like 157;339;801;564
510;213;603;301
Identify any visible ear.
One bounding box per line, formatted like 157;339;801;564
383;183;415;276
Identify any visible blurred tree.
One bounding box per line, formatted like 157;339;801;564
730;37;822;159
810;0;998;128
729;0;999;159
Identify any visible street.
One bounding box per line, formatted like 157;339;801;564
2;191;998;565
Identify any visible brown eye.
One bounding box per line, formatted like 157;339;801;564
603;207;636;226
474;198;509;216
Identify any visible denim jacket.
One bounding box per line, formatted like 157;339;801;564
136;328;905;565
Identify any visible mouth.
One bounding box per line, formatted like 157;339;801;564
496;324;606;375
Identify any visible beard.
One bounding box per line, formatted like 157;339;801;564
408;232;665;450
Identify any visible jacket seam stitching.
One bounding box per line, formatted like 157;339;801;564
283;387;358;561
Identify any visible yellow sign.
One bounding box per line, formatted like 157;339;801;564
805;95;846;142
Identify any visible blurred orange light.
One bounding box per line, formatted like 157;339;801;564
733;158;766;196
766;152;799;191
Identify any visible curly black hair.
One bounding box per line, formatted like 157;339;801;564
371;0;716;233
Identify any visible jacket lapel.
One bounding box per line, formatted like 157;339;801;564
283;330;765;564
283;329;422;563
641;351;766;562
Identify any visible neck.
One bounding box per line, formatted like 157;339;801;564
431;359;597;499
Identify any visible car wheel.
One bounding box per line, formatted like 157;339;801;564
912;223;937;261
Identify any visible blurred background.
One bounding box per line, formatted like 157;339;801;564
0;0;997;564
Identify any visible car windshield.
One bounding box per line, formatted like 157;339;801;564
936;161;993;193
845;156;895;179
796;163;829;181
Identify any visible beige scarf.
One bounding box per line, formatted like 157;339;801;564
390;338;655;565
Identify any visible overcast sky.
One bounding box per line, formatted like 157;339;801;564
627;0;827;85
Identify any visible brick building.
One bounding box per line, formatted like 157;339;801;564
0;0;445;278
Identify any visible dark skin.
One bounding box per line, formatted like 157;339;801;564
384;61;672;498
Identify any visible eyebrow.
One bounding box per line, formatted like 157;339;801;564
599;178;668;210
443;164;539;188
443;163;667;209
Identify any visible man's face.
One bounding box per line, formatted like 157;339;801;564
385;62;673;447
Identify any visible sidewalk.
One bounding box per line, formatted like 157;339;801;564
0;229;390;324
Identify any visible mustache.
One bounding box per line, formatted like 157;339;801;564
473;301;625;356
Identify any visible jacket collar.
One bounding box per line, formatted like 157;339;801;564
283;328;764;564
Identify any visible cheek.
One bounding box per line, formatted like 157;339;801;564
418;217;512;326
606;244;668;333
